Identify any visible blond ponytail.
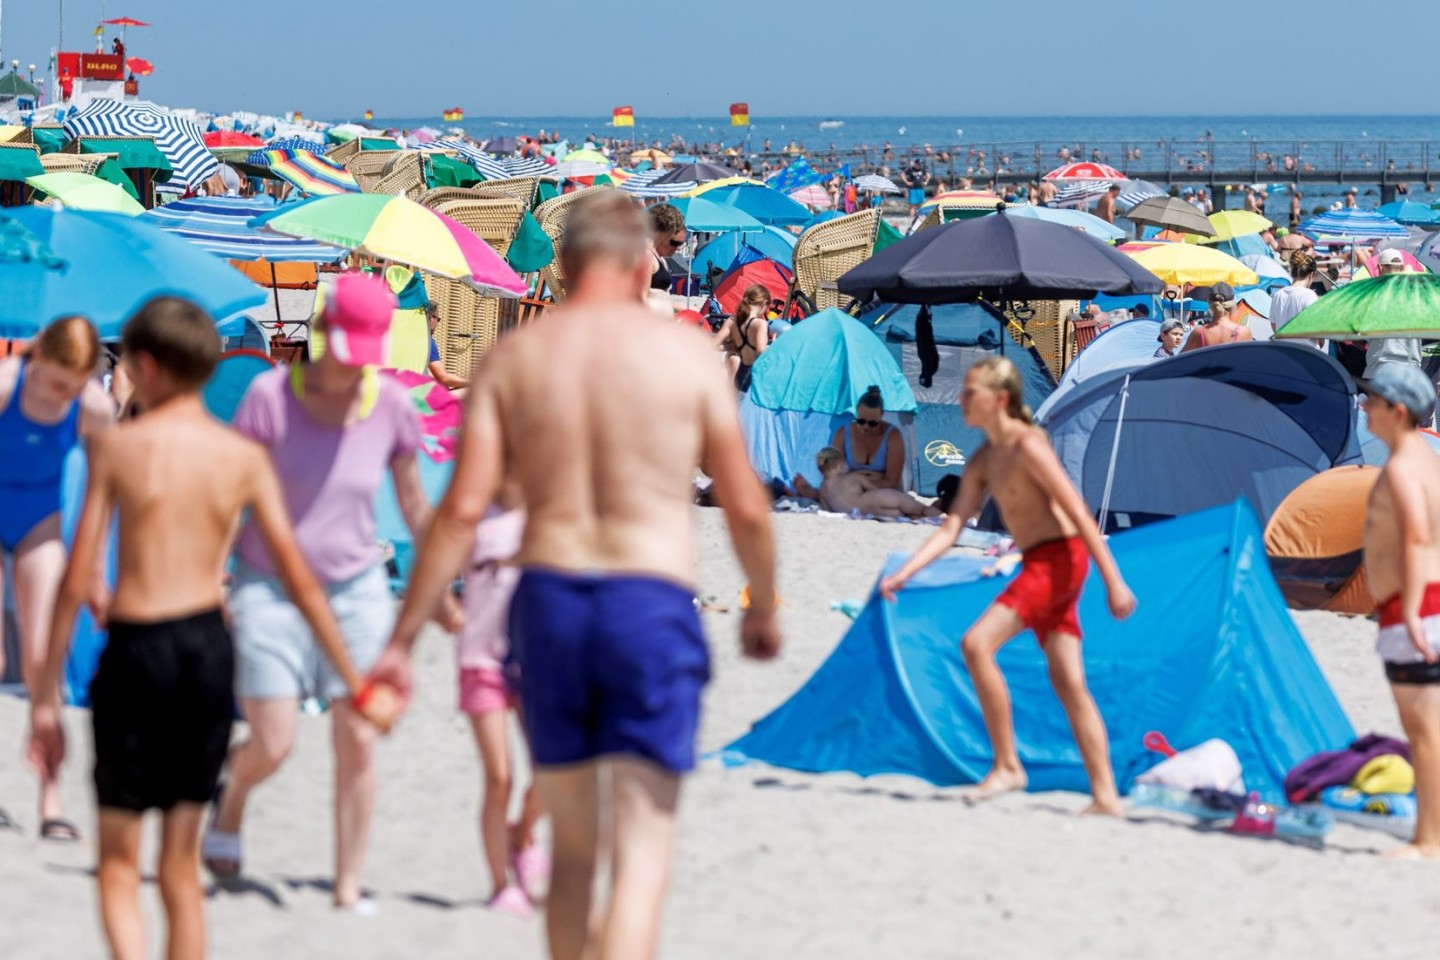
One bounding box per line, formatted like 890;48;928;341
970;357;1030;424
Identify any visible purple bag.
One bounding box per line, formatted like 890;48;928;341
1283;733;1411;803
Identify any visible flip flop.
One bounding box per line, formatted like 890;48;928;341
40;818;80;843
202;827;242;879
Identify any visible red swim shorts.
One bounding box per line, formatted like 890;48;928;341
995;536;1090;644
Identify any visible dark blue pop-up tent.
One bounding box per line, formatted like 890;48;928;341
1040;341;1361;532
868;302;1056;494
722;500;1354;799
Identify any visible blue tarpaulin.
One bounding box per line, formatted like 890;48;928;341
722;499;1355;799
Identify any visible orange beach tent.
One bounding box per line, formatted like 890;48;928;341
1264;465;1378;615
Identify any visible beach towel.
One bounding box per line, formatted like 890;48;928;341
1135;739;1245;793
1283;733;1411;803
380;369;462;463
1319;786;1416;838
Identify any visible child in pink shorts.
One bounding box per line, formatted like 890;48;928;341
458;504;547;917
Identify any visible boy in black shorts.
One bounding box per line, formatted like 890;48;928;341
28;298;370;960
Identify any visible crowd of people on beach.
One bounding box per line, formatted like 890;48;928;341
8;144;1440;960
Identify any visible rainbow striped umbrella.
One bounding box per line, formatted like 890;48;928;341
254;194;526;296
257;149;359;196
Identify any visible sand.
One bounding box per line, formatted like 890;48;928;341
0;508;1432;960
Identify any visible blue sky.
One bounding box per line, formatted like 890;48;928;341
3;0;1436;118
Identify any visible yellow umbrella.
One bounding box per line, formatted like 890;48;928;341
1187;210;1273;245
1125;243;1259;286
560;148;609;164
685;176;765;197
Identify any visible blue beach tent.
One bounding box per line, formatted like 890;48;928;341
722;499;1355;799
1037;318;1162;420
1040;341;1361;532
690;227;798;280
740;308;915;491
867;302;1056;495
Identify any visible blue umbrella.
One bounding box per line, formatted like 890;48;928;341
997;204;1127;242
142;196;347;262
1379;200;1440;226
701;183;812;226
668;196;764;233
691;227;798;276
1300;208;1408;242
0;207;266;339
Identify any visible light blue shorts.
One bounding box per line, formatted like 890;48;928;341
229;561;394;701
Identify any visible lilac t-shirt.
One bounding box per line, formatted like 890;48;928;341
232;367;423;583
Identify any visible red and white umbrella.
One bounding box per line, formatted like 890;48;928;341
790;184;833;209
1043;161;1126;181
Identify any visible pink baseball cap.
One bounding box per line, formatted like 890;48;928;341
323;272;396;367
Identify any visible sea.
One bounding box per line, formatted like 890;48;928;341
369;113;1440;215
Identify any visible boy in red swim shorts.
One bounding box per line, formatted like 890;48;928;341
1359;363;1440;859
881;357;1136;814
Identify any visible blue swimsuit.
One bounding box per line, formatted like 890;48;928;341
843;423;894;473
0;361;82;552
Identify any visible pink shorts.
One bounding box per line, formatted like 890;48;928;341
459;666;516;716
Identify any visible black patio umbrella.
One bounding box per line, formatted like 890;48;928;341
483;136;520;154
1124;196;1216;237
839;208;1163;375
652;161;735;187
839;208;1165;305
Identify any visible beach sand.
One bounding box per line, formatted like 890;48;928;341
0;509;1429;959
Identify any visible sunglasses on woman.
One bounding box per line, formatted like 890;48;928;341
856;418;883;427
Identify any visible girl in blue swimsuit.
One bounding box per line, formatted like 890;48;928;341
0;317;112;841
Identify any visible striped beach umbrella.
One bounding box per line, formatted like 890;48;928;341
264;136;325;154
1299;208;1408;243
63;99;219;189
1043;161;1127;181
855;174;900;194
622;168;695;198
254;150;359;196
143;196;346;262
254;194;527;296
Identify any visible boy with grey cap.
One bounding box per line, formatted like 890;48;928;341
1362;361;1440;859
1155;318;1185;358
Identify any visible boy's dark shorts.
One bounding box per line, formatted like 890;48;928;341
91;609;235;812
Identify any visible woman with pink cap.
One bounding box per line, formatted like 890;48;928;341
204;272;439;912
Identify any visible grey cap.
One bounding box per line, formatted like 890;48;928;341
1159;317;1185;337
1364;363;1436;422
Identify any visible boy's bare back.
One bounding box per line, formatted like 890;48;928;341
95;405;273;622
474;303;733;586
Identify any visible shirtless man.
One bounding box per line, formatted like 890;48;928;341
815;447;938;519
1361;363;1440;859
1094;183;1120;224
879;357;1136;814
369;191;782;960
28;298;371;960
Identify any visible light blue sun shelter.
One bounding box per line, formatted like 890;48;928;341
867;302;1056;495
1040;341;1361;532
1036;318;1162;421
721;499;1355;799
741;308;916;491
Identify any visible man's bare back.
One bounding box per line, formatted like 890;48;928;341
477;302;730;587
966;428;1078;549
93;403;270;621
1366;440;1440;603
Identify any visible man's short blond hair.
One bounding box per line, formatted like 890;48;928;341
559;191;648;276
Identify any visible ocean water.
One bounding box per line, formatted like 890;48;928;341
368;113;1440;212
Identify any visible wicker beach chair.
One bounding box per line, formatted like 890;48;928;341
422;197;529;378
533;185;613;302
370;152;428;200
785;207;881;316
37;152;113;175
0;143;43;206
61;135;168;207
346;150;405;193
1004;299;1077;380
469;176;540;207
323;138;371;166
416;186;486;208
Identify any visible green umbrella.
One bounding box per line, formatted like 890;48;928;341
25;172;146;216
1273;274;1440;340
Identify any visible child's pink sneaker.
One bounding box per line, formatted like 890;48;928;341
511;842;552;901
487;885;534;919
